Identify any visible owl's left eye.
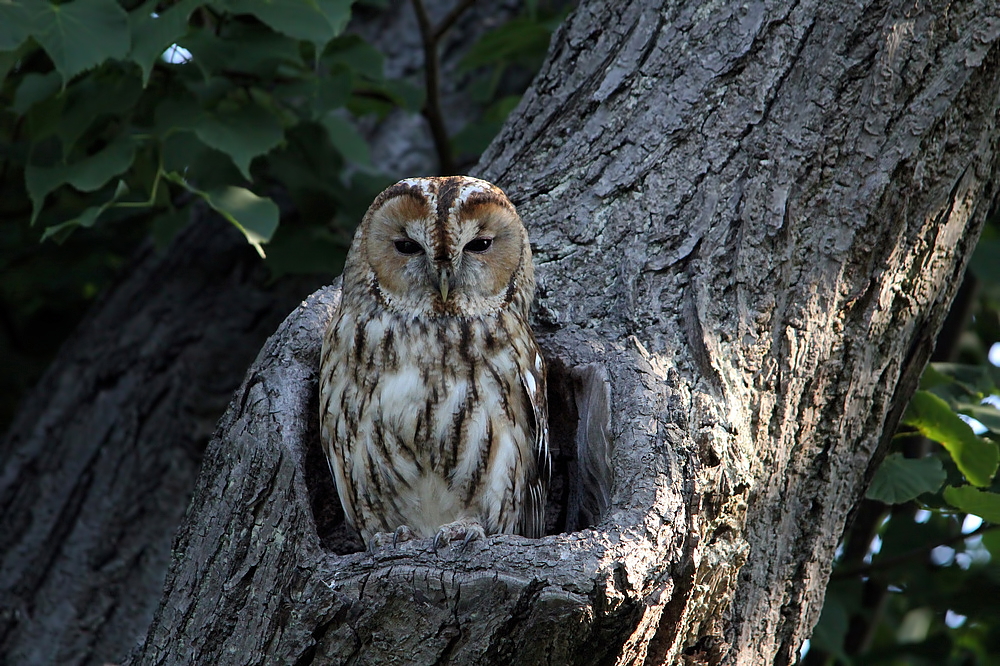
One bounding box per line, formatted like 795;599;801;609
394;239;424;255
464;237;493;253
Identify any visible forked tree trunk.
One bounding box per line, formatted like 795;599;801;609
125;1;1000;664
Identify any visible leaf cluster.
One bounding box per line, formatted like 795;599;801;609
0;0;410;257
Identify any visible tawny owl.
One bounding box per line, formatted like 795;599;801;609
318;176;548;548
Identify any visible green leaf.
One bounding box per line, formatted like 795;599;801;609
460;17;551;71
324;34;383;80
56;72;143;154
218;0;352;50
919;363;954;390
161;132;245;190
166;172;278;256
982;528;1000;557
12;71;61;114
320;113;369;164
204;186;278;256
957;402;1000;434
25;0;130;85
809;594;852;662
903;390;1000;487
153;94;204;136
40;179;129;242
927;363;999;397
451;118;501;156
0;1;32;50
866;453;946;504
128;0;200;85
0;49;19;87
274;68;352;120
378;77;424;112
943;485;1000;523
969;238;1000;284
194;104;284;179
180;22;303;80
451;95;518;156
25;135;136;223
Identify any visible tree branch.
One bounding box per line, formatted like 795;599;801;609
411;0;475;175
433;0;477;41
832;522;1000;581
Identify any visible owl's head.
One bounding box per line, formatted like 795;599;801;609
344;176;534;318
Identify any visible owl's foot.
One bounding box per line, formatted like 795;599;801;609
432;518;486;552
368;525;415;551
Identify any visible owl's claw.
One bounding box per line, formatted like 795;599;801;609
368;525;415;551
431;518;486;552
393;524;415;546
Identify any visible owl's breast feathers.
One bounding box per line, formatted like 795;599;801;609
319;305;548;543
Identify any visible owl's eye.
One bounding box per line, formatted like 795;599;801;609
464;237;493;253
393;239;424;255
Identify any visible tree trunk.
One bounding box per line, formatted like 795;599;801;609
0;216;325;666
124;1;1000;664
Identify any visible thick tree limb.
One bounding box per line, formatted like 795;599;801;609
129;0;1000;664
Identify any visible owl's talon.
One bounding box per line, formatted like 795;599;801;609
431;518;486;552
393;525;414;547
368;525;415;551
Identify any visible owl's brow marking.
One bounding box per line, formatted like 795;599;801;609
372;182;429;214
387;192;432;224
456;193;514;221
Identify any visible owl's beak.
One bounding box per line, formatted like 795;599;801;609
439;267;451;302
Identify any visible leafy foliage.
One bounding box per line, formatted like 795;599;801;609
902;390;999;488
0;0;566;429
866;453;945;505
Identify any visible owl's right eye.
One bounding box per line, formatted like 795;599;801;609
393;239;424;255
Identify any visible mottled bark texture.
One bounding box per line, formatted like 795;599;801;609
0;2;513;664
0;217;322;666
124;1;1000;664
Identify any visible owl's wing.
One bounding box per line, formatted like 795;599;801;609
518;348;549;539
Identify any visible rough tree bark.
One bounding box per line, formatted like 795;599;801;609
0;217;325;666
0;2;518;664
122;1;1000;664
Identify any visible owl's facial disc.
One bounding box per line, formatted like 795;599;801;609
360;177;531;317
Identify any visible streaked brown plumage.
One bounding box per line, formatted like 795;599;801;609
318;176;548;547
